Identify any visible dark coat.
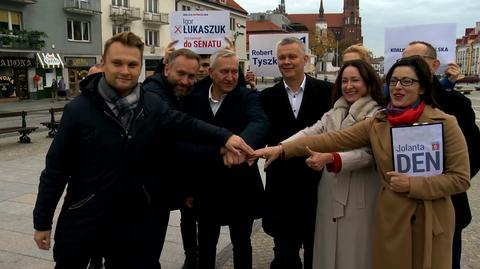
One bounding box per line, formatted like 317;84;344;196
33;73;233;246
260;75;333;238
433;77;480;229
183;85;269;224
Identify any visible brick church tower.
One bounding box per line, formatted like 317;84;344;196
343;0;363;43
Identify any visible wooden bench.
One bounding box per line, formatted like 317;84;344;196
0;111;38;143
40;107;64;138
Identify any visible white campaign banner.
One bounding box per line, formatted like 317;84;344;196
384;23;456;74
249;33;309;77
391;123;444;176
170;11;229;54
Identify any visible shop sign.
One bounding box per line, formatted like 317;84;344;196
0;57;35;68
65;57;96;67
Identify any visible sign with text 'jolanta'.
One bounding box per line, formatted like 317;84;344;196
170;11;229;54
249;33;309;77
391;123;444;176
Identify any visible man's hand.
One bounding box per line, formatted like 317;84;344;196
225;135;253;157
162;40;178;64
34;230;51;250
444;62;463;83
386;171;411;193
245;71;257;88
224;37;235;51
251;145;283;169
223;149;246;167
305;147;332;171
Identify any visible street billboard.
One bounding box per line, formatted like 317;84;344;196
249;33;309;77
170;11;229;54
384;23;456;74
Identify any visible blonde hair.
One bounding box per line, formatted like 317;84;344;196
343;44;370;63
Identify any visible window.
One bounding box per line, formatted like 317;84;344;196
67;20;90;42
0;10;22;32
112;0;128;7
230;17;236;31
113;25;130;36
182;5;191;11
146;0;158;13
145;30;159;47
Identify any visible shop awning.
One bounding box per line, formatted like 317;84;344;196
36;53;64;69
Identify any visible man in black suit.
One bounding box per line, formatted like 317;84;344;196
183;49;269;269
260;37;333;269
403;41;480;269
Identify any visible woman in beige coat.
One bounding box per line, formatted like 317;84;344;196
283;60;384;269
253;56;470;269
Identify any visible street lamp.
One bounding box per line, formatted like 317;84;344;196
233;23;245;46
333;31;341;67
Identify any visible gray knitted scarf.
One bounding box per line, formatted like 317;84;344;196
98;75;140;130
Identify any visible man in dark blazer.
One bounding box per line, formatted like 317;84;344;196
260;37;333;269
404;41;480;269
182;49;269;269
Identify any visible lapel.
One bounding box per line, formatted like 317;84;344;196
296;75;311;121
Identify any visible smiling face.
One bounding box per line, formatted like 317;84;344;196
165;55;199;96
341;66;368;104
277;42;308;82
389;66;422;108
102;41;142;96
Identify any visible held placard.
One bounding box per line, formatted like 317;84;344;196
390;123;444;176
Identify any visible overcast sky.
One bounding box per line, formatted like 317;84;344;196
235;0;480;57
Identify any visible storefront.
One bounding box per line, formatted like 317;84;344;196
0;56;34;100
35;52;64;99
64;56;97;96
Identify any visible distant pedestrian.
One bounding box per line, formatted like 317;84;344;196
50;78;57;102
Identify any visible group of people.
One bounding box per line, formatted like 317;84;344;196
32;31;479;269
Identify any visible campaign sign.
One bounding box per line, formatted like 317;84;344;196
170;11;229;54
249;33;309;77
384;23;456;74
391;123;444;176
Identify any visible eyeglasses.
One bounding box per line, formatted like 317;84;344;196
389;78;419;87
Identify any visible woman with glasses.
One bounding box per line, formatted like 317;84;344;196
252;56;470;269
280;60;384;269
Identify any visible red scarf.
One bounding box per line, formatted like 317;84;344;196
387;101;425;126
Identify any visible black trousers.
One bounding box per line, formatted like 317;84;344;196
198;217;254;269
138;206;170;269
180;205;198;260
452;226;463;269
269;233;314;269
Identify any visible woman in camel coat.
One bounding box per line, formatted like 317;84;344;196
254;56;470;269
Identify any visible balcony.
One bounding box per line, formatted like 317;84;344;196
110;5;141;23
143;12;169;25
64;0;101;15
0;30;47;51
4;0;37;4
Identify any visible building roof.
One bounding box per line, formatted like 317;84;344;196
246;20;285;33
204;0;248;15
287;13;344;31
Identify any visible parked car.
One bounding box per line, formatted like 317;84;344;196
456;75;480;84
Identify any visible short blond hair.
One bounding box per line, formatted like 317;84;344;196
103;32;144;61
343;44;370;63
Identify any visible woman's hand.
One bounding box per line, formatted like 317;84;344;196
386;171;411;193
305;147;333;171
251;145;283;169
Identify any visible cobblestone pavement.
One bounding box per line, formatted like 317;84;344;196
222;89;480;269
